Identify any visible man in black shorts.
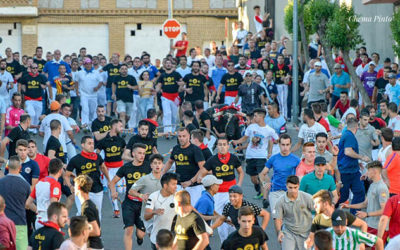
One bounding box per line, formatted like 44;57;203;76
123;120;158;162
163;127;206;206
28;202;68;250
65;136;110;218
109;143;151;248
75;174;104;250
171;190;209;250
221;206;268;250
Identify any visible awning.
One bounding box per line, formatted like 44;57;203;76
0;7;38;16
363;0;396;4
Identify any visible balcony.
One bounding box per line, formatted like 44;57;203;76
0;0;38;16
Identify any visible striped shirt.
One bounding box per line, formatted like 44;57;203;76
326;227;377;250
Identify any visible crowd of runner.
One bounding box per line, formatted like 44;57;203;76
1;6;400;250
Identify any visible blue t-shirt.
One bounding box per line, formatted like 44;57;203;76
388;84;400;106
331;72;350;97
338;130;359;173
194;191;214;217
266;153;300;191
0;174;30;225
43;60;71;87
265;115;286;135
142;65;159;80
5;158;40;185
210;67;227;90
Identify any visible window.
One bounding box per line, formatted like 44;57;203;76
38;0;64;8
210;0;235;9
174;0;192;9
81;0;99;9
116;0;157;8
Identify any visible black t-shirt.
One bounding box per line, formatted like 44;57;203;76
201;148;212;162
126;134;157;161
6;60;21;77
91;116;112;147
28;226;64;250
171;211;207;250
7;125;30;158
67;153;104;193
19;73;47;99
223;200;261;229
199;112;211;134
157;71;182;93
113;75;137;103
221;226;268;250
102;63;121;88
170;144;205;184
45;135;66;164
116;161;151;201
375;78;389;103
250;49;261;60
34;58;47;72
96;135;126;165
220;72;243;92
183;73;207;102
273;64;291;85
82;199;103;249
204;154;241;182
186;123;197;134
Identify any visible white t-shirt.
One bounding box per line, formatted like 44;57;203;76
385;233;400;250
389;115;400;133
253;15;264;33
39;113;72;153
146;190;176;244
75;69;103;97
0;71;14;97
176;66;192;78
128;66;145;82
245;123;278;159
205;55;216;68
59;239;88;250
298;122;327;143
235;29;248;47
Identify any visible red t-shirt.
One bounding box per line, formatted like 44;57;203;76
317;117;331;132
334;99;350;114
296;159;314;178
33;153;51;180
384;152;400;194
383;194;400;238
175;40;189;57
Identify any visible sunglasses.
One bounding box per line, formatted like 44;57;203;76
31;67;38;69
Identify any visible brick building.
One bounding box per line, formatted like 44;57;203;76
0;0;237;60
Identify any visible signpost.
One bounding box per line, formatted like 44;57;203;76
162;19;181;39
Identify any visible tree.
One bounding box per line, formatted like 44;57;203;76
308;0;337;73
325;3;369;105
284;0;313;68
390;9;400;57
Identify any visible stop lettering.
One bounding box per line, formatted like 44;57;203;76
163;19;181;39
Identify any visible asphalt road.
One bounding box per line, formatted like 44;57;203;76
25;124;300;250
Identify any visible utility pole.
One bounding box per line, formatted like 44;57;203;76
292;0;299;123
168;0;174;55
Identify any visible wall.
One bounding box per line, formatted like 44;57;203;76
351;1;394;60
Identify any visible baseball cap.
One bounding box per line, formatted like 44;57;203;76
369;61;376;66
201;175;223;187
388;73;397;79
83;58;92;64
244;70;253;76
314;61;322;67
331;209;347;226
50;101;61;111
229;185;243;194
334;63;341;69
314;156;327;165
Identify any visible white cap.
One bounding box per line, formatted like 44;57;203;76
369;61;376;66
201;175;223;187
244;70;253;76
314;61;322;67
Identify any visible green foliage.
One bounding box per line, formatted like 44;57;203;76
283;0;313;37
390;10;400;57
325;4;364;51
308;0;336;31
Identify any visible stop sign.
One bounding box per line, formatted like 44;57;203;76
163;19;181;39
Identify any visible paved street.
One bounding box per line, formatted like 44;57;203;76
27;124;300;250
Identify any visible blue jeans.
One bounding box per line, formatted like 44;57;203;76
139;97;153;119
338;172;365;214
